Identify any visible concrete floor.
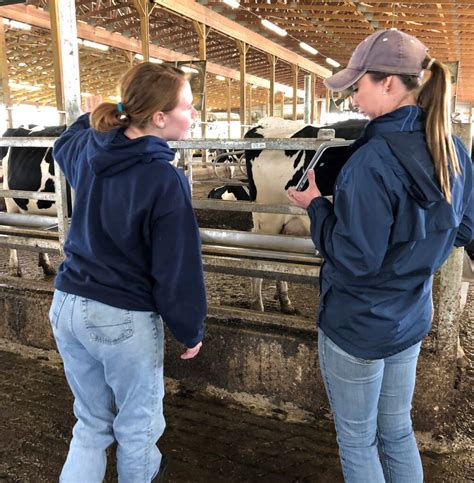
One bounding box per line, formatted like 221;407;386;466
0;338;472;483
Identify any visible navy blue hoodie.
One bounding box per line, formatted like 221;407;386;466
308;106;473;359
53;114;207;348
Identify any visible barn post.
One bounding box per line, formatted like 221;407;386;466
226;77;232;137
227;77;232;138
280;91;285;119
236;40;249;136
132;0;156;62
267;54;276;117
247;83;252;125
49;0;81;125
193;21;209;164
304;75;311;124
310;74;315;124
292;64;299;120
49;0;81;251
0;19;13;128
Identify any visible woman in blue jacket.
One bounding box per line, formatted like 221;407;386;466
50;62;206;482
288;30;473;482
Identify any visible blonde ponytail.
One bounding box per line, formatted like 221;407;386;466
418;56;460;203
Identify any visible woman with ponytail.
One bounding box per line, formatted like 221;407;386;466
50;62;206;482
288;29;472;482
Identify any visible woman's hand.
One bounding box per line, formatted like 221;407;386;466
287;170;321;209
181;341;202;360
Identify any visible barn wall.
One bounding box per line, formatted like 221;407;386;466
0;251;466;436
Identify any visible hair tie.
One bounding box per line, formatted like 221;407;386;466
117;102;123;113
426;58;436;70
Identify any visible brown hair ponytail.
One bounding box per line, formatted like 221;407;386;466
91;62;186;133
91;102;130;132
417;56;460;203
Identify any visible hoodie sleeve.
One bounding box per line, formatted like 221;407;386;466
307;148;393;277
150;169;207;347
52;113;91;186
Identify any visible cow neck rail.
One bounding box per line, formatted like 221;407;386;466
168;138;330;150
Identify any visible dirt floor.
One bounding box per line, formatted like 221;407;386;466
0;171;472;481
0;338;473;483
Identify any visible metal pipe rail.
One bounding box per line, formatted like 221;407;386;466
193;199;307;215
0;135;325;285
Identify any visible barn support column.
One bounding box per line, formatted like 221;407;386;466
304;75;311;124
292;64;299;120
227;78;232;138
193;21;209;164
132;0;156;61
49;0;81;250
267;54;277;117
49;0;81;125
310;74;315;124
280;92;285;119
247;84;252;125
325;89;330;117
0;19;12;128
236;40;249;136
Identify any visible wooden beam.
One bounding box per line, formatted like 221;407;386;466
236;40;249;135
0;18;12;128
292;64;298;120
0;3;286;91
132;0;156;61
153;0;331;78
267;53;276;117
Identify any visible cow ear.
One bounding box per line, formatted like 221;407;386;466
152;111;166;129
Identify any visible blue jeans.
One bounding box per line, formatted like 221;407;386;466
49;289;165;483
318;329;423;483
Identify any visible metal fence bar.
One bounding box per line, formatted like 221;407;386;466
193;199;306;215
0;189;56;201
0;212;58;228
200;228;315;254
168;138;330;150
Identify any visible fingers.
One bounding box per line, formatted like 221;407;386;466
307;169;317;186
180;341;202;360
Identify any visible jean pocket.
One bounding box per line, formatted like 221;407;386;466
49;290;68;329
82;298;134;345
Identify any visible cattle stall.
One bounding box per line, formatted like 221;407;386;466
0;133;470;438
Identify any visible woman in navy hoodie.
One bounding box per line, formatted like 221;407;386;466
288;30;473;482
50;62;206;482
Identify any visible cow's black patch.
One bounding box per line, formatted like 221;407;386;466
2;125;70;213
37;178;55;210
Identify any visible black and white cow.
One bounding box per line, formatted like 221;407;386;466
207;183;250;201
1;124;68;276
244;117;367;313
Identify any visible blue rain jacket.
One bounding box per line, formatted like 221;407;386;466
308;106;473;359
53;114;206;348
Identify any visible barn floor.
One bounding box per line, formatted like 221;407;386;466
0;170;473;481
0;338;472;483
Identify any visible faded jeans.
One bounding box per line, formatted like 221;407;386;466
318;329;423;483
49;289;165;483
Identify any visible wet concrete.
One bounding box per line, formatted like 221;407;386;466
0;339;472;483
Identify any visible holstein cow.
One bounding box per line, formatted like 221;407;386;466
244;117;367;313
1;124;67;276
207;183;250;201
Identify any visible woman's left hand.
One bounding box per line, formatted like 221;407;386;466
287;170;321;208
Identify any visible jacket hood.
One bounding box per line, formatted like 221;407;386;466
354;105;444;208
87;128;176;177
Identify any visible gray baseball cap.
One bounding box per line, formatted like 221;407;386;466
324;29;428;92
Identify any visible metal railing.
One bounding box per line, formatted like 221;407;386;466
0;136;332;283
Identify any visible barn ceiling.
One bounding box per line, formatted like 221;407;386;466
0;0;473;115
